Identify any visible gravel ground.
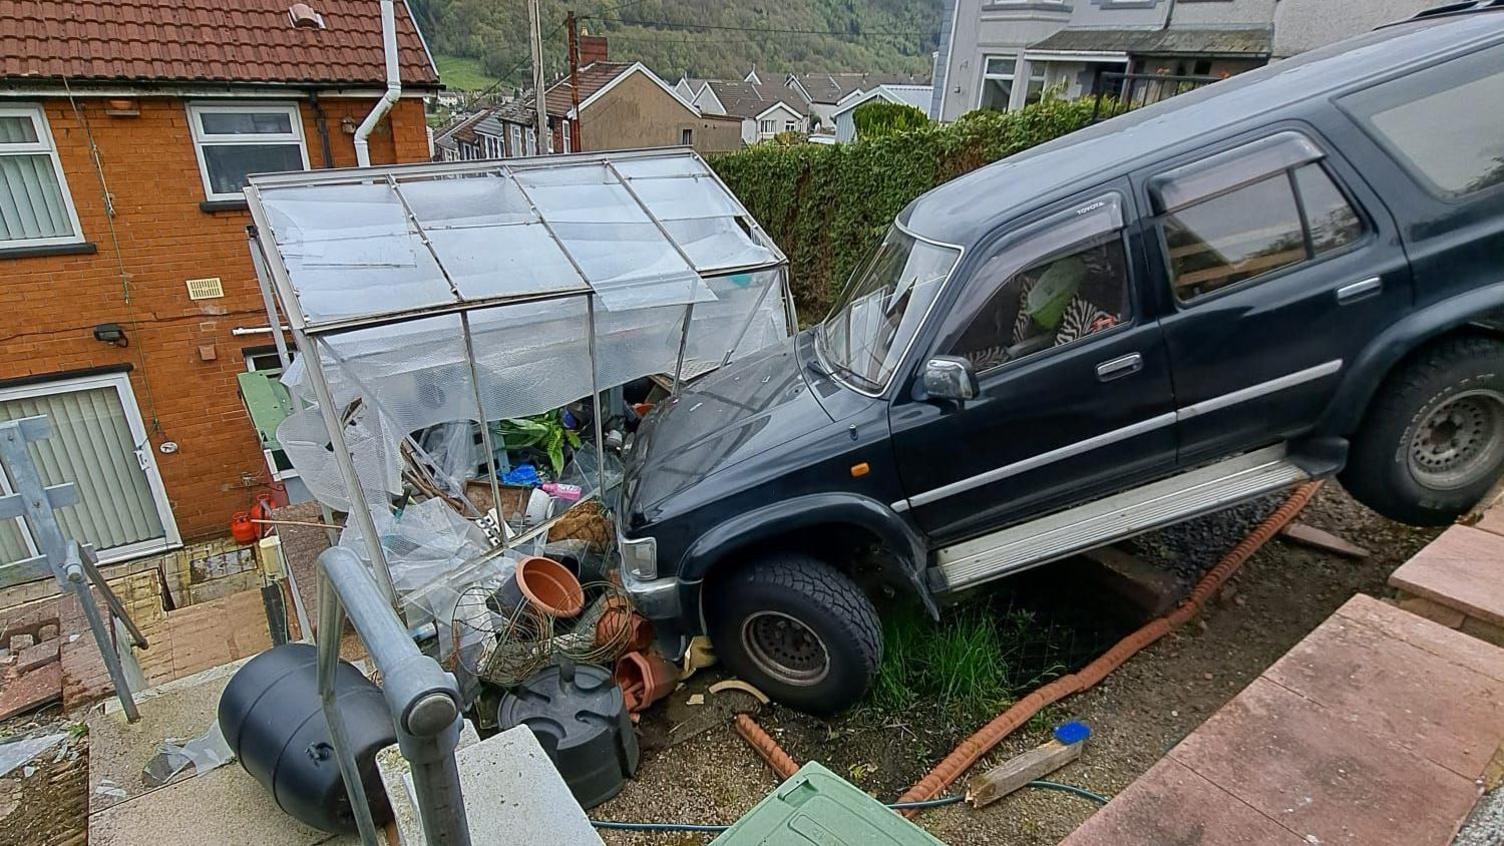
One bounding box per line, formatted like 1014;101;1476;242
593;482;1448;844
1453;783;1504;846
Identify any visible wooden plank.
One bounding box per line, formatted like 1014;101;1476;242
966;737;1084;808
1280;521;1370;559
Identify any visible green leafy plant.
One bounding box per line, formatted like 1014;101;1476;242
851;100;928;139
711;97;1101;321
490;413;580;477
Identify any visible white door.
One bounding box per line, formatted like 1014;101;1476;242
0;373;180;568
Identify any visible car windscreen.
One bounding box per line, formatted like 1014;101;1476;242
817;225;961;393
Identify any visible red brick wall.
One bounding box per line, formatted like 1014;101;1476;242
0;95;431;542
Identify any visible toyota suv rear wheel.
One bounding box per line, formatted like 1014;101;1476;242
1343;335;1504;525
708;553;881;715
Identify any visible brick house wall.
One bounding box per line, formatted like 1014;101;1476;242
0;95;430;543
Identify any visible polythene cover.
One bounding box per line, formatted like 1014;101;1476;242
251;150;779;328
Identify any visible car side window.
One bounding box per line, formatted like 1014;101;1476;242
1339;43;1504;199
949;231;1129;373
1164;163;1362;302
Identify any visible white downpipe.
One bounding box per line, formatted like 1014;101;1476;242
354;0;401;167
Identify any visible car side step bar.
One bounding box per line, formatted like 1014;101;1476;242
930;444;1311;593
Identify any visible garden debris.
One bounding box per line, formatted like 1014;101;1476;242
708;679;770;706
678;635;717;678
141;719;235;786
734;713;800;780
966;722;1090;808
0;732;66;778
1279;521;1370;558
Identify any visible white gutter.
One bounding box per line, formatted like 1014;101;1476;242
354;0;401;167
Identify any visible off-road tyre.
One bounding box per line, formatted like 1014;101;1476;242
708;554;881;715
1343;335;1504;526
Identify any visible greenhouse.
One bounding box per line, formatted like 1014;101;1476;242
243;148;792;612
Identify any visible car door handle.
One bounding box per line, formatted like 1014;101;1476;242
1096;353;1143;382
1336;276;1382;304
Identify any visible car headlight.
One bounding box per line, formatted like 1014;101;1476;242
620;534;657;581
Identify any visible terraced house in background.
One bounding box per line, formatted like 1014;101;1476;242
929;0;1440;121
0;0;439;568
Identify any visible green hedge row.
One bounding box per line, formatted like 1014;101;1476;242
711;98;1103;320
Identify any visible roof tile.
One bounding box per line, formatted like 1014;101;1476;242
0;0;439;87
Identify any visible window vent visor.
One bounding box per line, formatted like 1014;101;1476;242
1149;131;1325;214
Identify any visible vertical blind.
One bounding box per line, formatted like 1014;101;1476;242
0;386;166;567
0;114;74;244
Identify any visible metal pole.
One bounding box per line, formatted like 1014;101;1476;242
319;547;470;845
247;230;293;369
721;271;778;367
671;303;695;393
459;312;507;548
316;575;381;845
585;298;607;500
528;0;548;145
295;333;397;604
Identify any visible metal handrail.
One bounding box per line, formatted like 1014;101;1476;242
316;546;472;845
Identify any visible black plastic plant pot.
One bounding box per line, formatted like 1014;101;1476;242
497;659;640;809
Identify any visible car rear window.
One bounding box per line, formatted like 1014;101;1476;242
1163;163;1363;302
1340;43;1504;199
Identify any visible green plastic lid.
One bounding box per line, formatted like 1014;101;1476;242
712;762;945;845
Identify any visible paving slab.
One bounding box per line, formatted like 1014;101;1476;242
1061;757;1307;846
1170;676;1480;846
1335;594;1504;683
1474;502;1504;539
1264;610;1504;781
89;760;355;846
1389;525;1504;628
0;660;61;720
84;659;248;812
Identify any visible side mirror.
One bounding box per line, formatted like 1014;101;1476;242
921;356;979;403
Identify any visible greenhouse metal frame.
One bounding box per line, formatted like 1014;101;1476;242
243;147;792;605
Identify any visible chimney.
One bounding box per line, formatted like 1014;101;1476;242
579;35;608;66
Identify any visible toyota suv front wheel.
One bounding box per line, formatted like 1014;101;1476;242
708;553;881;715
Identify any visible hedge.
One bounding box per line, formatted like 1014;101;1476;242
851;100;930;139
711;98;1102;320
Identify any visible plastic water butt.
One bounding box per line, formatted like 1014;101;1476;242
218;643;397;833
497;659;639;809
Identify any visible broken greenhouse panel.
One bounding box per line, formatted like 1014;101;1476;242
243;148;791;606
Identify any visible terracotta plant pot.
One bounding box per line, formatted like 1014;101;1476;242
515;556;585;619
595;596;653;655
613;650;678;713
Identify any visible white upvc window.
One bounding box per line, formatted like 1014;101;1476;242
980;55;1018;111
758;118;776;134
526;127;538;155
187;102;309;202
484;133;503;159
562;119;572;153
509;124;523;157
0;104;83;248
784;120;798;133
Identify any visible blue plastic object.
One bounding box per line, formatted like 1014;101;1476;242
502;463;541;487
1053;721;1091;746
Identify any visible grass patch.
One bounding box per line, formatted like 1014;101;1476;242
871;599;1045;723
434;53;499;91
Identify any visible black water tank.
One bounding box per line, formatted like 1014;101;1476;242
498;660;639;809
218;643;397;833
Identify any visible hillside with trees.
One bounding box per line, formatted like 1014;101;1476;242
409;0;941;92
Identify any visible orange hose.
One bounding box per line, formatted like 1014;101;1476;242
734;713;801;780
896;481;1325;815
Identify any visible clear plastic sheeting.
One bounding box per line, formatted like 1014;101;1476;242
142;720;235;787
248;149;779;331
245;149;792;602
